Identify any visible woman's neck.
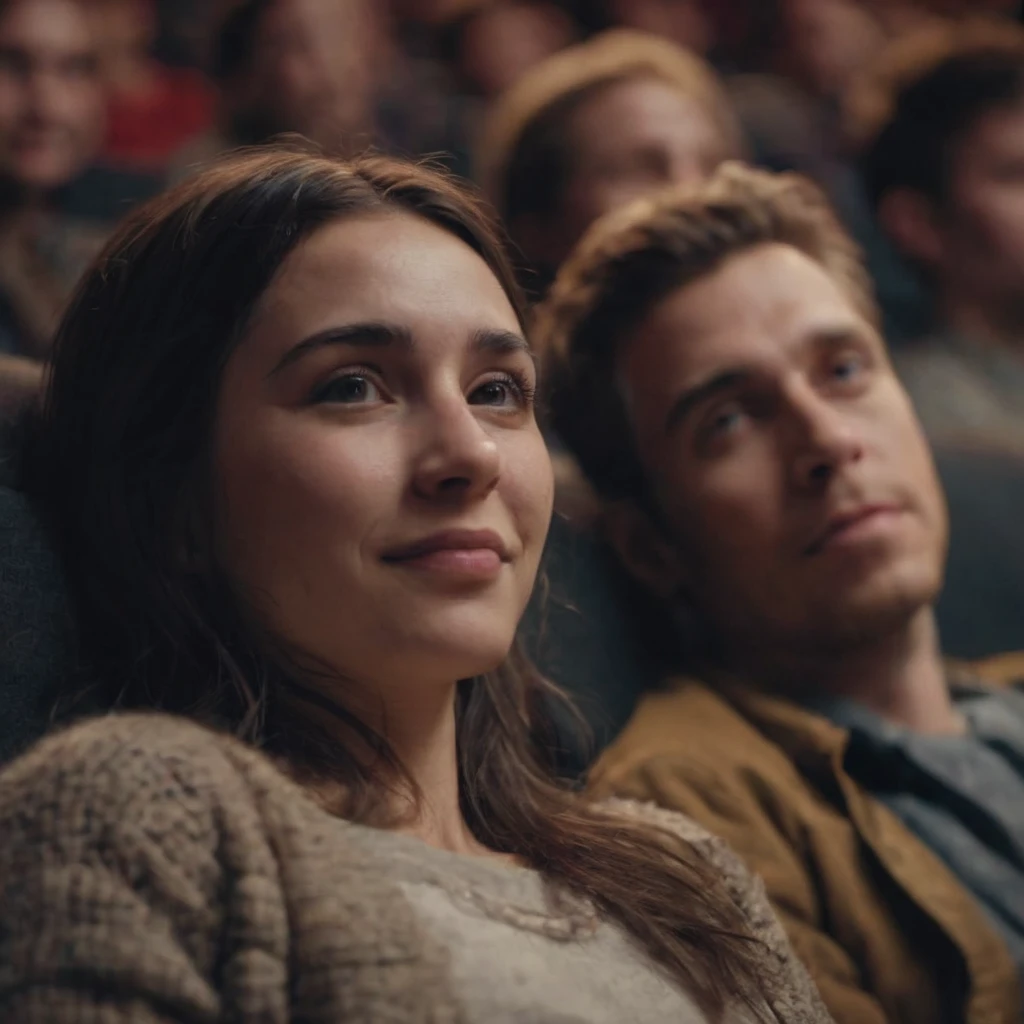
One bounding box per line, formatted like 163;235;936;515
383;687;485;856
295;676;502;860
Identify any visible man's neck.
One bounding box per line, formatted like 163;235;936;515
738;608;964;735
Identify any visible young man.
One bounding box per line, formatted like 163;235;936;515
0;0;124;358
856;20;1024;454
169;0;382;178
477;28;742;297
540;163;1024;1023
851;20;1024;655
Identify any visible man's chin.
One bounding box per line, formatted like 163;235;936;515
809;573;940;648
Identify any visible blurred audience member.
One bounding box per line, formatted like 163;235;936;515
777;0;884;102
88;0;213;174
600;0;714;56
478;29;741;297
0;0;110;357
863;0;1019;34
441;1;578;99
171;0;381;178
855;21;1024;454
723;0;931;346
542;163;1024;1024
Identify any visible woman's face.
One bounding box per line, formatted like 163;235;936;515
211;211;553;698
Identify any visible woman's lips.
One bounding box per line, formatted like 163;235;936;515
390;547;504;578
381;528;509;580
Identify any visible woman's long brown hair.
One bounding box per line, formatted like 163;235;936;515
24;147;767;1020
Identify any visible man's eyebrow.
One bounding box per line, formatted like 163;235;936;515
269;321;413;376
664;369;751;434
470;328;536;364
810;325;869;350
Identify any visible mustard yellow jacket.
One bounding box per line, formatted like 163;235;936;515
589;676;1022;1024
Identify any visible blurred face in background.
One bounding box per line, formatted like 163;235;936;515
458;2;577;98
605;0;713;56
0;0;103;192
84;0;156;78
537;74;732;269
615;243;946;658
934;101;1024;326
237;0;379;150
780;0;884;100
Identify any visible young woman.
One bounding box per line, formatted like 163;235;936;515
0;149;828;1023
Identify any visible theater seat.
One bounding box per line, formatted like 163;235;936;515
522;513;665;778
0;485;73;764
935;447;1024;659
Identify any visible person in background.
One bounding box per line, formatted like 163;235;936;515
541;163;1024;1024
0;0;111;358
477;29;742;298
849;20;1024;655
440;0;578;100
170;0;382;178
0;147;828;1024
86;0;213;175
854;20;1024;454
600;0;713;56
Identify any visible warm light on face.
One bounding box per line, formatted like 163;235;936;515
211;212;554;697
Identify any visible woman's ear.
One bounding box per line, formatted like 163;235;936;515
603;500;687;600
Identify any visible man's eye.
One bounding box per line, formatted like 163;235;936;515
312;373;381;405
707;405;744;437
830;352;866;382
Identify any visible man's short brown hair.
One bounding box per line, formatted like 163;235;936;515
477;28;741;236
538;162;877;505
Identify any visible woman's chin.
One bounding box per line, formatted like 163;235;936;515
384;622;518;685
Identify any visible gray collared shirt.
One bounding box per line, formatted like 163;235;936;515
805;685;1024;985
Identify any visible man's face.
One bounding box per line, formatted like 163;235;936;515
617;243;947;654
238;0;376;149
934;102;1024;322
0;0;103;191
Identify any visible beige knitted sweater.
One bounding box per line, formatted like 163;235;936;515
0;713;831;1023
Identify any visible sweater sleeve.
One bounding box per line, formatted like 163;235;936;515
597;796;836;1024
597;764;888;1024
0;713;288;1024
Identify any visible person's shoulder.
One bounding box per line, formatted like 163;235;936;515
592;795;725;852
594;795;830;1021
0;711;259;831
592;676;786;781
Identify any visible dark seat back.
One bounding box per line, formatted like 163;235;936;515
0;486;73;764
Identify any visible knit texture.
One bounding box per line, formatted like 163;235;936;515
0;713;831;1022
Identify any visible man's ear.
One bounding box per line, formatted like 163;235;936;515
877;187;944;268
603;500;687;600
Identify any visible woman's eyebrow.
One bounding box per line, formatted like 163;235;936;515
472;328;536;365
269;321;413;376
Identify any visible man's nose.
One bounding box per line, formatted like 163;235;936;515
787;387;864;491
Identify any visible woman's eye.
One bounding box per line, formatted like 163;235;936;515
469;373;534;409
313;373;382;405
